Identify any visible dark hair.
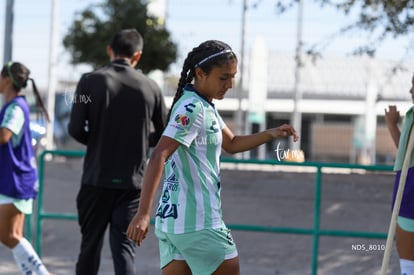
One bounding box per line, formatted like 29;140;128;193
168;40;237;120
110;29;144;58
1;62;50;122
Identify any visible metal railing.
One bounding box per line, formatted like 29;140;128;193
35;149;394;275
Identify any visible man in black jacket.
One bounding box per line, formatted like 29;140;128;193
68;29;167;275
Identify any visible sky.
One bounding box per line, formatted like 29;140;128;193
0;0;412;88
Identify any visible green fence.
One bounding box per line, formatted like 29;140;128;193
35;149;394;275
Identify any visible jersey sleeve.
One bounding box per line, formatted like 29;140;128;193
163;99;203;147
0;103;25;135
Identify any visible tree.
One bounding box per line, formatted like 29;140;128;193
275;0;414;57
62;0;177;73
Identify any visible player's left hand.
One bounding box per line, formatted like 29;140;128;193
272;124;299;142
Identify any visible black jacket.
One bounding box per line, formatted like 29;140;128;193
68;59;167;189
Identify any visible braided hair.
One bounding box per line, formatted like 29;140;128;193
168;40;237;120
1;62;50;122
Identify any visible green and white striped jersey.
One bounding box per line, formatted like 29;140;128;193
155;86;226;234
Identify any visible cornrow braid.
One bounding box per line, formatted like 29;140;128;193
167;51;197;120
167;40;237;121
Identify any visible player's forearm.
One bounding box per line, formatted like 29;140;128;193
225;130;273;154
387;124;401;148
136;151;165;216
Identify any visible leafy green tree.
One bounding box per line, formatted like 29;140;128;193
275;0;414;57
63;0;177;73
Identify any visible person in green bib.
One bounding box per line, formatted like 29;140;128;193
127;40;299;275
0;62;51;274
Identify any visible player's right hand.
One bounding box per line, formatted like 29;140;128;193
126;213;150;246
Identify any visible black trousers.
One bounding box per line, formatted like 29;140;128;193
75;185;140;275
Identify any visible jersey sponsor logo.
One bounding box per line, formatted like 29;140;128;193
166;182;178;191
156;190;178;219
156;191;178;220
166;161;179;185
161;190;170;203
156;203;178;219
210;120;219;133
174;114;190;126
184;103;196;113
166;172;178;183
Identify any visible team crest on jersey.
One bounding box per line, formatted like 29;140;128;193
175;114;190;126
